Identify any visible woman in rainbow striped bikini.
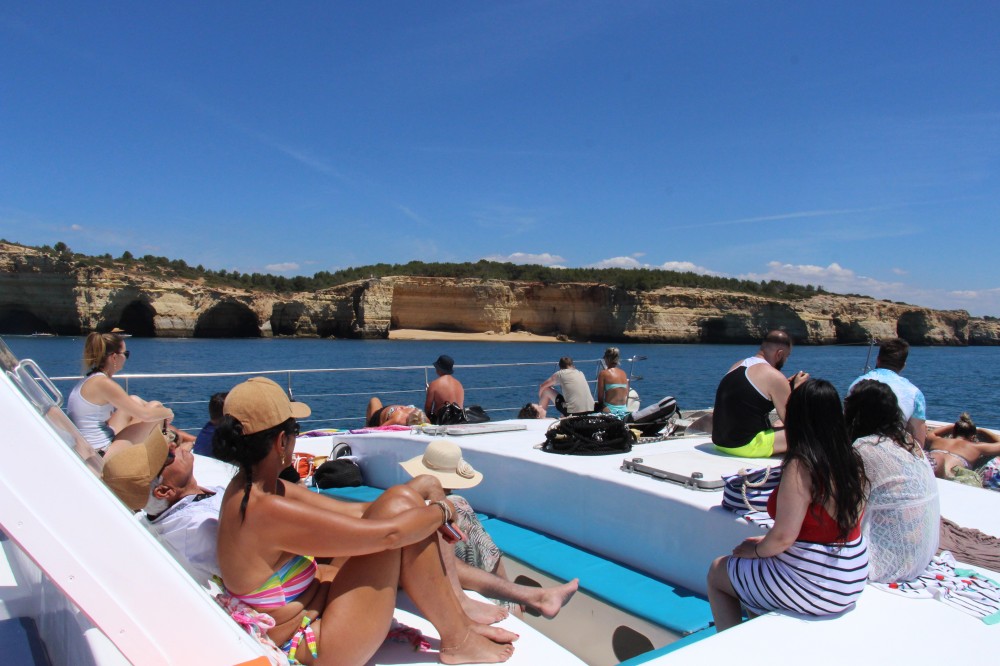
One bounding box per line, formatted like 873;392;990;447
213;377;515;665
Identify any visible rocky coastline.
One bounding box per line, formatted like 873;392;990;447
2;243;997;345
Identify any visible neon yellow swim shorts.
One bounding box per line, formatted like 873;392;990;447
714;430;775;458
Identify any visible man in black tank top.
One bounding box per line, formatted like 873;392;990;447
710;330;808;457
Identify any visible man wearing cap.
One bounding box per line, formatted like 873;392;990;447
102;429;225;586
402;440;579;619
425;354;465;421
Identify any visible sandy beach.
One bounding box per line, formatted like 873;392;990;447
388;328;566;343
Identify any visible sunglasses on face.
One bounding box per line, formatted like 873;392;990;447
118;350;131;359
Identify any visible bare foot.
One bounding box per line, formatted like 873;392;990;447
440;628;514;665
470;623;519;644
530;578;579;619
461;596;508;624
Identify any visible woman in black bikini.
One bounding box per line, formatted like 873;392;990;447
925;413;1000;478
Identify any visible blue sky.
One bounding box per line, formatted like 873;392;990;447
2;2;999;314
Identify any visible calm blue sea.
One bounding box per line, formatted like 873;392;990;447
4;336;998;432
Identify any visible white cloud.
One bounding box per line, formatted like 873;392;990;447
659;261;720;276
587;256;720;275
891;267;908;276
590;256;642;269
481;252;567;267
265;262;300;272
738;261;1000;316
70;224;83;231
741;261;895;293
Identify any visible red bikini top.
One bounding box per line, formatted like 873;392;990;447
767;490;861;544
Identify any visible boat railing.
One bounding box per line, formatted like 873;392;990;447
47;356;645;431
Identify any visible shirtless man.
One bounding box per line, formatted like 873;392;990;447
425;354;465;419
711;330;808;457
925;413;1000;478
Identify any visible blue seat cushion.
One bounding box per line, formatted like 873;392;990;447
481;518;711;635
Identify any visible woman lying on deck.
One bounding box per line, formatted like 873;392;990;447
215;377;514;665
925;413;1000;479
706;378;869;631
365;397;428;427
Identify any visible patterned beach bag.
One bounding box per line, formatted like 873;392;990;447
721;465;783;512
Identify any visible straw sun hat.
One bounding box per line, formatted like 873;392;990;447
400;440;483;490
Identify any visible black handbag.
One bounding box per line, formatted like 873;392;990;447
433;402;467;425
541;414;635;456
463;405;490;423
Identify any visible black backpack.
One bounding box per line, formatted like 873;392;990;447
541;414;635;455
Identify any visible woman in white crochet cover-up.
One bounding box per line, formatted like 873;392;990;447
845;379;940;583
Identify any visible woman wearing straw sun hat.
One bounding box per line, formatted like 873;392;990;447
401;440;579;620
213;378;516;665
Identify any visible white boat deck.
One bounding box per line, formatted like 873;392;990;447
286;419;1000;665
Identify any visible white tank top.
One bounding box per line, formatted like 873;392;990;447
66;374;115;451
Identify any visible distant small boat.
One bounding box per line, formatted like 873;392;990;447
30;332;55;337
110;328;132;337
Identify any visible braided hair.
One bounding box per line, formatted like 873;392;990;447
213;415;296;522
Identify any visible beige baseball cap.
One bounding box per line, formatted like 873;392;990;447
223;377;311;435
102;428;169;511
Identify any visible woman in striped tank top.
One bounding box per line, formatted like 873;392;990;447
707;378;870;631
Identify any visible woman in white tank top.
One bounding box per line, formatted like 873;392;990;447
66;333;174;457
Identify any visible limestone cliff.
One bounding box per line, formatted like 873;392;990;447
1;243;997;345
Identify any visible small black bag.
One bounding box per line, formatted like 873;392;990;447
313;459;363;489
463;405;490;423
542;414;636;456
434;402;467;425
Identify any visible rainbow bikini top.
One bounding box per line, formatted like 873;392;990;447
228;555;317;609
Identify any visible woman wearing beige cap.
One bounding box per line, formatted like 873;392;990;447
401;440;578;620
213;377;515;665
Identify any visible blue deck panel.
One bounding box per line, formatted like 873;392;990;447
481;517;712;636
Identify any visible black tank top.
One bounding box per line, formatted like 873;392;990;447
712;365;774;448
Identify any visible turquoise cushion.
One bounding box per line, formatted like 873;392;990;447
315;486;384;503
481;517;712;636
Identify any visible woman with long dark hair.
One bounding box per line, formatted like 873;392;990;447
214;377;514;665
707;378;869;631
66;332;174;458
844;380;939;583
